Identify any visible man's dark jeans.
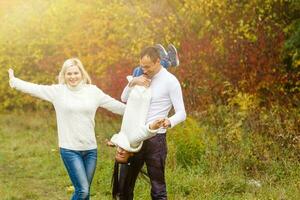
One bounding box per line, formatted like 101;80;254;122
117;134;168;200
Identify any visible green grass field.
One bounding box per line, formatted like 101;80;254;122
0;112;299;200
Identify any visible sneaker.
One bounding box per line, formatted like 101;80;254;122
155;44;168;60
167;44;179;67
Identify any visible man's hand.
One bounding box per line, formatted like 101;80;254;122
8;68;14;79
149;119;165;130
162;119;171;129
129;75;151;88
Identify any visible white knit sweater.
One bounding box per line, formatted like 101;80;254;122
9;77;125;150
111;85;157;152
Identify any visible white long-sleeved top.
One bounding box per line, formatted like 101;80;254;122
121;67;186;133
111;85;158;152
9;77;125;150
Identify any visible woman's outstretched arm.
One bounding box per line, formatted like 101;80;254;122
94;86;125;115
8;68;59;102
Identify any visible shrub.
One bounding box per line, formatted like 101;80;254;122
169;117;207;169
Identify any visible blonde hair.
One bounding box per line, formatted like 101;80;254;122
58;58;92;84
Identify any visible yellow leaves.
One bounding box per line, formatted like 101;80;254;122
66;185;74;192
235;19;257;42
221;92;260;144
169;117;206;167
228;92;258;113
226;120;243;143
294;59;300;67
212;36;225;55
292;50;300;68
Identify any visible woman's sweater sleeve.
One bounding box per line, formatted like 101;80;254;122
95;86;126;115
9;77;58;102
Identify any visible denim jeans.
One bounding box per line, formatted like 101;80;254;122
60;148;97;200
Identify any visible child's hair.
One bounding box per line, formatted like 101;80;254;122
111;157;149;199
112;162;119;199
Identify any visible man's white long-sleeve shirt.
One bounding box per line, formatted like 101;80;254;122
9;77;125;150
121;67;186;133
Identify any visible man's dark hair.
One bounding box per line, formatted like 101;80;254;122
140;46;160;63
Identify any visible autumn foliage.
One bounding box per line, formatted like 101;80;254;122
0;0;299;172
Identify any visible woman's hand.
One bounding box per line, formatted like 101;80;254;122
8;68;14;79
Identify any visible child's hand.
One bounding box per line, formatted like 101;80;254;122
162;119;171;129
105;139;115;147
129;76;151;88
8;68;14;79
149;119;165;130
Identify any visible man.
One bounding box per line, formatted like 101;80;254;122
108;43;180;164
117;46;186;200
132;44;179;77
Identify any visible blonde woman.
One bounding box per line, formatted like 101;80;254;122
8;58;125;200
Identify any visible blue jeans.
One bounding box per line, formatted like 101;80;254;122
60;148;97;200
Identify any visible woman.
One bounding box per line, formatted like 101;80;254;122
8;58;125;200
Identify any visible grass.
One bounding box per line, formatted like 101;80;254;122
0;111;299;199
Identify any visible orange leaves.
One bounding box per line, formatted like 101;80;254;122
0;0;299;112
